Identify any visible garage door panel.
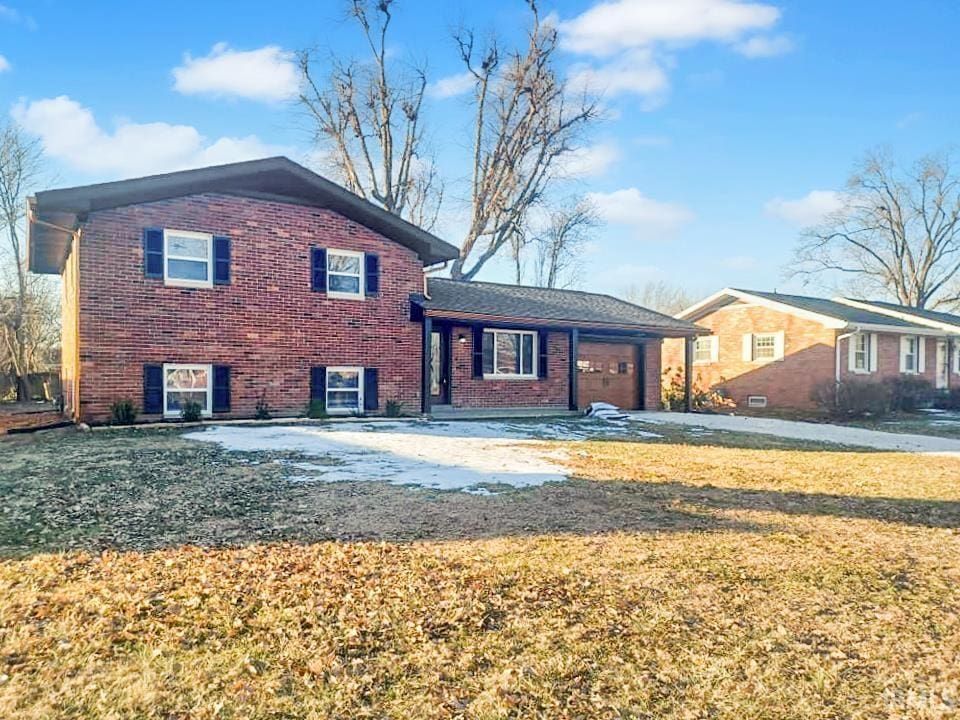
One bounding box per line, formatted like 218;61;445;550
577;342;639;409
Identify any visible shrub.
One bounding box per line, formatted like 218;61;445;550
255;390;272;420
884;376;935;412
109;398;138;425
384;399;404;418
812;379;891;418
935;387;960;410
661;366;730;411
306;399;327;419
180;400;203;423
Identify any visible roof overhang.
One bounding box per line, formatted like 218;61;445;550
28;156;460;274
835;297;960;334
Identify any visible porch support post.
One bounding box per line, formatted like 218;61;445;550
684;336;694;413
421;316;432;415
568;328;580;411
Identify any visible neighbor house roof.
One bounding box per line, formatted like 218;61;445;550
413;278;703;336
677;287;946;334
27;156;460;274
836;298;960;333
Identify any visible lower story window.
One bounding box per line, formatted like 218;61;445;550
482;330;536;378
853;333;870;372
327;367;363;413
164;364;212;417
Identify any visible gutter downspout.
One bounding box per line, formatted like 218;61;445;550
835;327;860;404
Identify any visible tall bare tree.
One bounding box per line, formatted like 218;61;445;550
526;200;600;288
792;150;960;308
450;2;599;280
621;280;694;316
298;0;442;229
0;122;57;401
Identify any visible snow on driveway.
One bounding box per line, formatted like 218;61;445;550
184;420;589;493
633;412;960;454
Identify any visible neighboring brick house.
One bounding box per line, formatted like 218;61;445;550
27;157;700;424
663;288;956;411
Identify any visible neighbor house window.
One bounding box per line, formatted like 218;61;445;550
693;336;718;364
326;367;363;413
327;249;364;298
753;333;777;361
853;333;870;372
164;230;213;288
163;364;212;417
901;336;919;373
482;330;536;378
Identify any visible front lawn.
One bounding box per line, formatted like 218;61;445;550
1;422;958;718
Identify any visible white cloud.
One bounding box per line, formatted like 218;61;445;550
0;3;36;29
568;48;669;103
765;190;845;227
427;71;475;99
172;43;298;103
734;33;795;57
587;187;693;239
560;0;781;56
13;96;288;178
559;143;621;178
0;55;10;74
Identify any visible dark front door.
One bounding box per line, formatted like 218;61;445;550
430;329;451;404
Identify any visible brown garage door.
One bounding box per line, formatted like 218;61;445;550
577;342;640;410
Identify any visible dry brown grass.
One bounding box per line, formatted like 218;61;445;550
1;430;959;718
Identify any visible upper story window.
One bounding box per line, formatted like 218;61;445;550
482;330;537;378
327;249;364;298
753;333;778;361
693;336;718;364
164;230;213;288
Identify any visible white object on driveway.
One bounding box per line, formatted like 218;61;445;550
585;402;629;421
632;411;960;455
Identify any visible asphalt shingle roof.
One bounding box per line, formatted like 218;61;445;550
847;299;960;328
417;278;701;334
733;289;926;328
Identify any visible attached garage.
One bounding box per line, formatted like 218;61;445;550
577;341;642;409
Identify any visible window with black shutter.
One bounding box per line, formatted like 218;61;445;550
363;368;379;411
143;364;164;414
365;253;380;296
472;326;484;378
310;366;326;400
212;365;231;412
213;236;231;285
538;330;549;379
311;248;327;292
143;228;164;278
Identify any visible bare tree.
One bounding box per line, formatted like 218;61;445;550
450;2;600;280
621;280;694;316
298;0;442;229
792;149;960;308
0;122;57;401
526;200;600;288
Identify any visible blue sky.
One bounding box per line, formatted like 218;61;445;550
2;0;958;298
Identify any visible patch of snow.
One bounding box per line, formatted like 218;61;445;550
585;401;629;421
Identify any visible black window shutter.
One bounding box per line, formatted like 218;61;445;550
212;365;230;412
482;331;495;375
363;368;379;411
143;364;163;414
310;366;326;401
143;228;164;278
213;236;231;285
538;330;549;379
311;248;327;292
365;253;380;296
472;327;485;378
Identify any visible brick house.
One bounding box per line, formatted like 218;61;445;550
27;157;700;424
663;288;956;411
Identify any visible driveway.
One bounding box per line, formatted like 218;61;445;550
634;411;960;454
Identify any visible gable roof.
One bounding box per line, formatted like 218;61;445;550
836;298;960;332
678;287;943;333
27;156;460;274
414;278;702;335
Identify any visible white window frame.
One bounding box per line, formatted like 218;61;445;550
852;333;870;373
326;366;364;415
693;336;719;365
752;332;779;362
326;249;365;300
901;336;919;374
162;363;212;418
163;229;213;289
483;329;538;379
954;340;960;374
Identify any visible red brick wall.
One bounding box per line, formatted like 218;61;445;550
837;332;946;387
448;326;569;408
76;193;424;423
663;303;838;410
642;340;662;410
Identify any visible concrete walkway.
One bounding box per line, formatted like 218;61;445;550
632;411;960;454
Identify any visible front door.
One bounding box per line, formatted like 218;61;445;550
936;339;949;390
577;342;640;409
430;329;451;404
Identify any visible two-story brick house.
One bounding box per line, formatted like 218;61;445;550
663;288;956;411
28;157;701;424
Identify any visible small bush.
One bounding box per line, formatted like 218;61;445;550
384;399;404;418
661;366;731;411
306;399;327;419
180;400;203;423
255;390;272;420
885;376;935;412
935;387;960;410
812;379;891;418
109;398;138;425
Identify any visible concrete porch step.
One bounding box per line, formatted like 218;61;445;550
429;405;580;421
